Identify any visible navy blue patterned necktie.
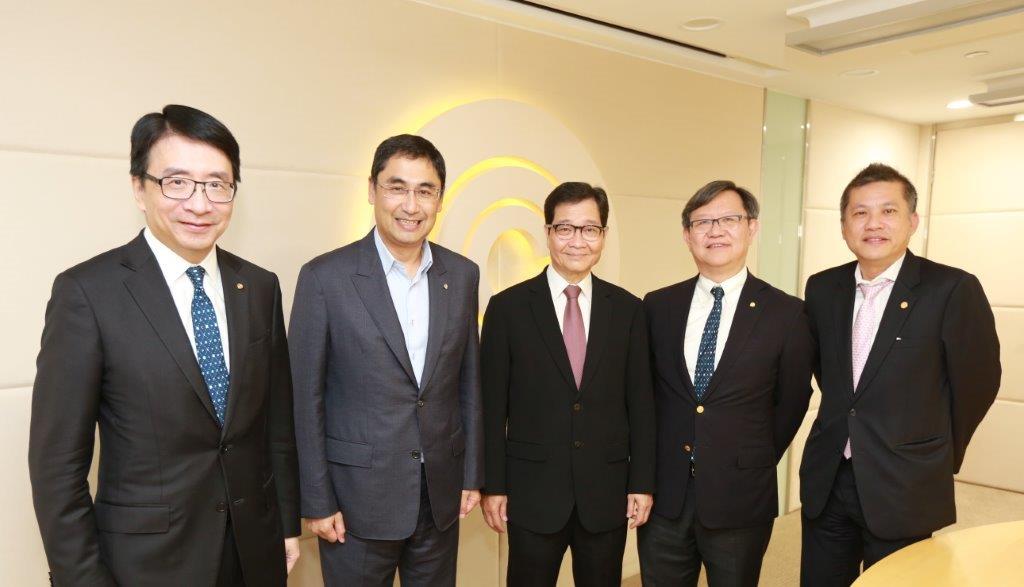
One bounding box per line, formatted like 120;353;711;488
186;266;229;426
693;286;725;401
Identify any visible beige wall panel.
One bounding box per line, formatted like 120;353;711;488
799;209;851;295
218;171;371;319
457;512;501;587
787;407;819;512
927;212;1024;308
0;0;501;176
613;195;698;297
932;122;1024;214
804;101;924;213
496;27;764;202
955;399;1024;492
0;152;142;388
994;308;1024;402
287;537;323;587
0;387;48;587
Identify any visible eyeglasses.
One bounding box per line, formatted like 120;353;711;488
546;223;607;242
687;214;749;234
144;174;237;203
376;182;442;202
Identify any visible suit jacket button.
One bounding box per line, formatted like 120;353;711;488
233;498;245;506
215;501;227;513
572;403;581;412
573;441;583;449
849;408;856;416
683;444;692;453
411;450;421;460
696;405;705;414
417;400;425;408
220;444;232;454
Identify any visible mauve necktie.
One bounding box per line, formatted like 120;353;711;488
186;266;230;426
563;284;586;389
844;279;893;458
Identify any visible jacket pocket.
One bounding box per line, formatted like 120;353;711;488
506;441;547;462
895;435;945;454
736;448;774;469
325;437;374;468
94;502;170;534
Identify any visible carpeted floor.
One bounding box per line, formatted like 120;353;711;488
621;481;1024;586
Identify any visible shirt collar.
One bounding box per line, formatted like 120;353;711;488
373;227;433;279
697;267;748;298
855;253;906;286
546;265;593;300
143;227;220;286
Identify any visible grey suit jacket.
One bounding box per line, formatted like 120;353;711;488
289;230;483;540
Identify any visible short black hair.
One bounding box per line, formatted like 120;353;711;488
543;182;610;226
130;105;241;182
369;134;446;191
840;163;917;216
682;180;759;227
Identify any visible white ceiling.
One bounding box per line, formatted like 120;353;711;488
423;0;1024;124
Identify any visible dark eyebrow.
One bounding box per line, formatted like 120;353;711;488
161;168;232;182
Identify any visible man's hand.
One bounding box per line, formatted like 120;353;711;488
481;494;508;533
626;494;653;529
461;489;481;519
306;511;346;543
284;537;301;574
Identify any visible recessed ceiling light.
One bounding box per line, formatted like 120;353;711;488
947;99;973;109
1014;113;1024;122
681;17;722;31
964;50;990;59
841;68;879;77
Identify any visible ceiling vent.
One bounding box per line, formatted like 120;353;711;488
970;68;1024;106
786;0;1024;55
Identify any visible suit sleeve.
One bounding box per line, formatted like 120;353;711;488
288;264;337;519
942;273;1001;472
28;273;115;586
626;301;656;494
772;303;815;460
480;295;510;495
459;265;484;489
268;276;301;537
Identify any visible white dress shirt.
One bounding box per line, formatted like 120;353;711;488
547;265;593;339
374;228;432;386
684;268;748;383
851;253;906;347
143;228;230;369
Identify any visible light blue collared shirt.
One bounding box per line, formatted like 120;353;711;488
374;228;432;386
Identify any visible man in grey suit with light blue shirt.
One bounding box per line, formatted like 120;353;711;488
289;134;483;586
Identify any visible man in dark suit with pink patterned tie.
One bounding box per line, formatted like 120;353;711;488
479;182;656;587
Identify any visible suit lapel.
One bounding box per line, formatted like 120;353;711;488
351;231;417;387
218;250;250;436
666;279;697;400
702;275;767;402
578;276;612;398
833;264;858;399
418;246;449;394
121;234;219;424
853;252;921;400
528;271;577;391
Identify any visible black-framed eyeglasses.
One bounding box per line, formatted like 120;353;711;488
687;214;749;234
143;173;237;203
375;182;442;202
546;223;607;242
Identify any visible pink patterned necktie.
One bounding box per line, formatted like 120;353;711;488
844;279;894;459
563;285;586;388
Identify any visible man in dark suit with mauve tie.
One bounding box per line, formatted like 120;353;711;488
800;163;1001;586
480;182;656;587
289;134;483;586
639;180;814;587
29;105;301;586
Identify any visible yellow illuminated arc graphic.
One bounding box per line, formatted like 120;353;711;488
462;197;544;257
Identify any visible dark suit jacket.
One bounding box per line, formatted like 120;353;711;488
644;273;814;528
289;230;483;541
800;250;1000;539
481;270;656;534
28;233;300;587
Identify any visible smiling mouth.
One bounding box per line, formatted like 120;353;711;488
180;221;212;231
396;218;422;229
863;237;889;244
706;243;730;248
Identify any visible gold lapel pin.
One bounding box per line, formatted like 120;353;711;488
443;283;448;290
900;301;909;309
236;283;244;290
749;301;756;308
